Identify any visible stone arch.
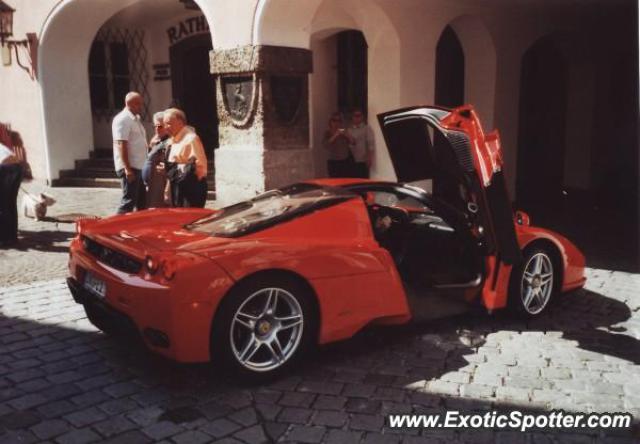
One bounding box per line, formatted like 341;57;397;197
441;14;497;129
37;0;216;182
254;0;402;180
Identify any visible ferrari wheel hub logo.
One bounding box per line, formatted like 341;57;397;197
257;320;271;335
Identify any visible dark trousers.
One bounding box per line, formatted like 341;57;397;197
0;163;23;243
353;162;369;179
327;158;354;178
171;178;207;208
116;168;146;214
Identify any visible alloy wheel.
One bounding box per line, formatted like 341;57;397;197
229;287;304;372
520;252;554;315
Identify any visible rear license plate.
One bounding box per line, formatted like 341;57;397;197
84;272;106;299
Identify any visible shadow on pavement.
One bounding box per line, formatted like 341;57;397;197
0;285;638;442
5;230;76;254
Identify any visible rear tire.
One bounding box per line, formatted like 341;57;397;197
211;275;316;382
508;248;556;317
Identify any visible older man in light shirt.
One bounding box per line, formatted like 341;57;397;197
112;91;148;214
163;108;208;208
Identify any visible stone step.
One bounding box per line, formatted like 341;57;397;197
89;148;112;159
60;168;117;179
76;158;114;169
52;177;121;188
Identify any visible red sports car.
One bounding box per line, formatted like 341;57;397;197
67;105;585;380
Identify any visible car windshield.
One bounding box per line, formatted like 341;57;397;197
186;183;354;237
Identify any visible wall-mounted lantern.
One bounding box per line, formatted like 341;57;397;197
0;1;37;79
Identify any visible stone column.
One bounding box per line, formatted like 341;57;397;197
211;45;314;206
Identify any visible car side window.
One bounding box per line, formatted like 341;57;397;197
370;191;431;212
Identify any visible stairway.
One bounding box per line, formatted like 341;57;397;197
52;148;217;200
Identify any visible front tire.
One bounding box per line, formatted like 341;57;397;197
211;276;316;382
509;248;556;316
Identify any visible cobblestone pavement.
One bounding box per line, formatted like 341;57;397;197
0;184;216;287
1;186;639;443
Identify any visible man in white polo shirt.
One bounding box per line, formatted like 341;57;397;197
112;91;148;214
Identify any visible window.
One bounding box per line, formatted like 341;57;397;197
88;28;149;120
110;42;130;110
88;42;109;110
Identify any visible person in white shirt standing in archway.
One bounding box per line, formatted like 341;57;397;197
349;108;375;179
112;91;148;214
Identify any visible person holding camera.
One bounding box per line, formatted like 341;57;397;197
323;112;355;178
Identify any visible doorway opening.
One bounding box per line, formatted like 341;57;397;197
170;33;219;154
435;26;465;108
337;30;368;115
516;38;567;205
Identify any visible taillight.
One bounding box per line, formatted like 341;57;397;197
145;255;160;274
161;258;177;281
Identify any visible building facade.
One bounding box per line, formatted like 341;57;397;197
0;0;637;211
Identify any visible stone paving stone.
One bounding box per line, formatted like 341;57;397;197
228;407;258;427
0;410;41;430
101;430;152;444
55;427;101;444
197;400;234;420
277;407;313;424
37;400;79;419
364;432;403;444
460;383;496;399
8;393;48;410
298;380;344;396
228;424;268;444
345;397;382;415
103;381;141;398
29;419;71;440
311;409;348;427
98;398;138;415
199;418;242;438
70;390;111;408
171;430;211;444
0;429;39;444
342;383;376;398
325;429;363;444
312;394;347;411
92;415;136;438
63;407;107;428
254;402;281;421
263;421;288;442
141;421;184;440
285;425;326;443
278;391;316;408
350;413;384;432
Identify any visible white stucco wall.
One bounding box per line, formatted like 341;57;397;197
0;0;58;181
0;0;627;198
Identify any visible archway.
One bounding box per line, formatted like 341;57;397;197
255;0;401;180
516;37;567;205
170;34;219;152
434;25;464;108
38;0;217;183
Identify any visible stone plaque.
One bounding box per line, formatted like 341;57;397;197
222;76;254;123
271;75;303;124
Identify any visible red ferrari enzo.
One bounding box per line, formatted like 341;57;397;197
67;105;585;380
